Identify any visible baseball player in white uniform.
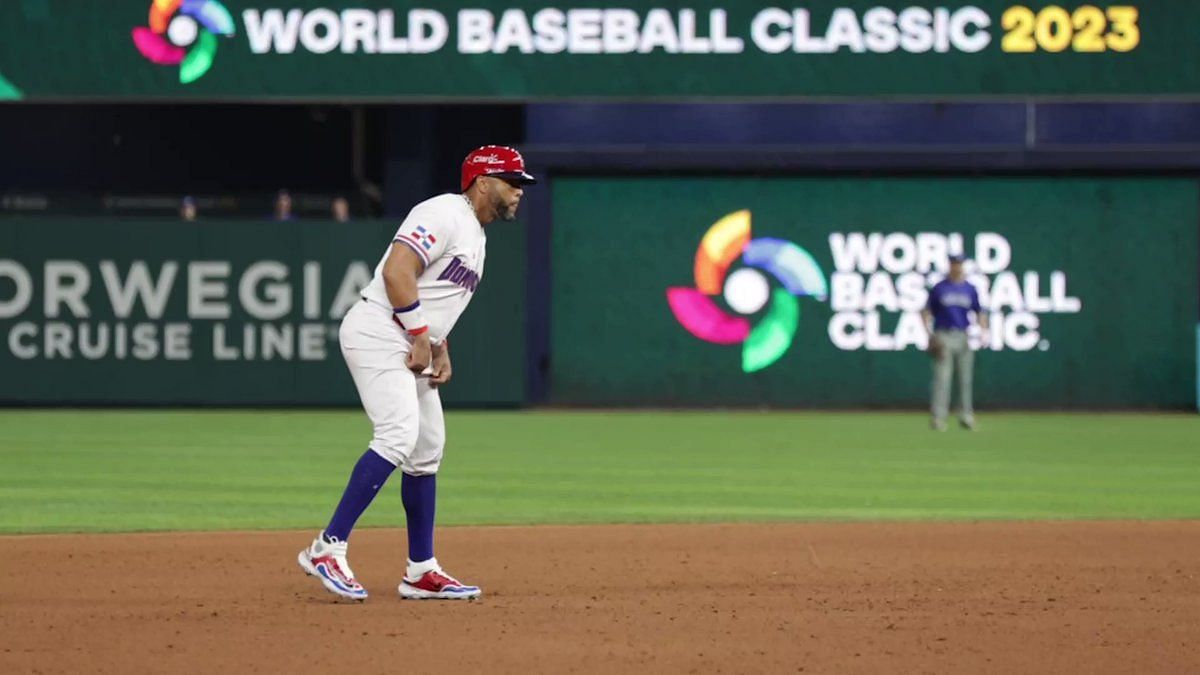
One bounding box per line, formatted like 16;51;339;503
298;146;535;601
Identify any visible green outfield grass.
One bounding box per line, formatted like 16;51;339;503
0;410;1197;534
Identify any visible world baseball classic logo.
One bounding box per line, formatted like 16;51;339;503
667;210;828;373
132;0;236;84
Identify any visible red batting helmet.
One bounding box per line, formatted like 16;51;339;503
461;145;537;192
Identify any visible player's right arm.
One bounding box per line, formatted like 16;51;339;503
382;244;432;373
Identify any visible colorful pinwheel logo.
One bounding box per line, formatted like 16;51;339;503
667;210;828;373
132;0;236;84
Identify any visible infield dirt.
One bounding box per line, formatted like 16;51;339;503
3;521;1198;673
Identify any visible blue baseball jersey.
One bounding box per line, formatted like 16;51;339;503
926;279;983;331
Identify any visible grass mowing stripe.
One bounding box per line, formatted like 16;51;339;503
0;410;1197;533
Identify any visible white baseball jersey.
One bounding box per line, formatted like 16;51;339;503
360;193;486;345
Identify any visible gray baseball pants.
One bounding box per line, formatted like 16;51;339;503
931;330;974;425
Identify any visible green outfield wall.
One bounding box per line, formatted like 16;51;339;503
1;1;1198;100
549;177;1199;408
0;218;526;405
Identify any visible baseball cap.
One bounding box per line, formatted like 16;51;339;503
948;253;966;263
461;145;537;191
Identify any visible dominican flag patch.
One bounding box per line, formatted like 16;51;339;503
409;225;437;251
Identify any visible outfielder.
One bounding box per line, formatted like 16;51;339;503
922;253;989;431
298;146;536;601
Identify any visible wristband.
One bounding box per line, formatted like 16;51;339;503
392;301;428;335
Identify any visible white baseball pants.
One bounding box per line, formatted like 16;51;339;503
338;299;445;475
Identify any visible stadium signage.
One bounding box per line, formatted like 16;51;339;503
0;258;370;362
665;214;1084;372
0;219;527;405
242;6;992;56
0;1;1192;99
826;232;1082;352
550;176;1198;407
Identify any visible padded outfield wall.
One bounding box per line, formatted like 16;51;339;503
0;218;527;406
548;176;1199;408
1;177;1197;408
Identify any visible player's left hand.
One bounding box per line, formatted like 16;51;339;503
430;344;452;386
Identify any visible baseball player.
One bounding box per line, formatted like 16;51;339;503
298;145;536;601
922;253;989;431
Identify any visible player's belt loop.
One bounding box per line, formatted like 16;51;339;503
360;296;392;311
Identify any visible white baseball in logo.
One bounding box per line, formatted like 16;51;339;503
724;268;770;315
168;15;198;46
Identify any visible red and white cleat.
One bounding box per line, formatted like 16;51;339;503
398;560;481;600
297;533;368;601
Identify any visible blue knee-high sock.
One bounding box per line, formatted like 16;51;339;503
401;473;436;562
324;449;396;541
